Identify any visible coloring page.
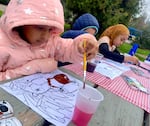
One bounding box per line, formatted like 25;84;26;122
0;70;83;126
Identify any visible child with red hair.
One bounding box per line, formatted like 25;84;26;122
98;24;139;65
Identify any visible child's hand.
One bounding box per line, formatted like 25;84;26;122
132;56;140;65
125;55;139;65
78;39;98;60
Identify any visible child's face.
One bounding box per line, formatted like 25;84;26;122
21;25;52;45
113;34;129;47
84;28;96;35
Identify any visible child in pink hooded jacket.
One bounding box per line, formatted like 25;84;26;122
0;0;98;81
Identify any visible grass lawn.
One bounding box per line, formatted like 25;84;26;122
118;43;150;61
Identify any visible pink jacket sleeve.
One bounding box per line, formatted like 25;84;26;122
0;58;57;81
53;33;97;62
0;48;10;72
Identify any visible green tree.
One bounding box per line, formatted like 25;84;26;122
139;21;150;50
0;0;10;5
65;0;143;34
128;13;150;50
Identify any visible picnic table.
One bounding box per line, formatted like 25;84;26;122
0;60;149;126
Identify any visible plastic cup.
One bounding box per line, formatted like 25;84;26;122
86;62;97;73
146;54;150;61
96;53;104;61
86;54;103;73
72;85;104;126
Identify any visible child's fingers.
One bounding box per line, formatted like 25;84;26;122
78;42;84;54
86;46;98;59
78;39;98;59
86;51;97;60
85;44;97;60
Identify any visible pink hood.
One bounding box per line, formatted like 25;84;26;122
0;0;64;45
0;0;97;81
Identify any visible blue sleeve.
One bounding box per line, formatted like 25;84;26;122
61;30;87;39
99;43;124;63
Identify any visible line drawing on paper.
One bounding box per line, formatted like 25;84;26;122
1;70;81;126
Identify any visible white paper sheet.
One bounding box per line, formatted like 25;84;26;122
95;59;130;79
0;69;83;126
102;59;130;72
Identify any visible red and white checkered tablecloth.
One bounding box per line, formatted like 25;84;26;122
63;63;150;113
140;61;150;70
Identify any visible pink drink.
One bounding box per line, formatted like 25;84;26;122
72;106;93;126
